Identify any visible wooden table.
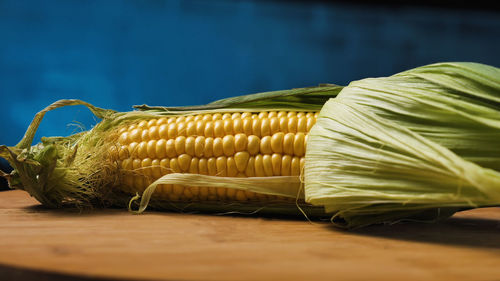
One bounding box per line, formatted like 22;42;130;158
1;190;499;281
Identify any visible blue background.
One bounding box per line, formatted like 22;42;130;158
1;0;500;185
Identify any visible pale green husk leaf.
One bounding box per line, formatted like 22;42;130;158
305;62;500;228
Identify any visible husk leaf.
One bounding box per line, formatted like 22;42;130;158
305;62;500;228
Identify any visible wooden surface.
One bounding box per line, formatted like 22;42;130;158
1;190;500;281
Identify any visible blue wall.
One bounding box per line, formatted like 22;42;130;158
1;0;499;148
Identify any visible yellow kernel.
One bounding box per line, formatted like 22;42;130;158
281;155;291;176
185;136;195;155
252;118;261;137
260;118;271;136
222;135;235;156
157;117;168;125
233;118;243;134
297;116;307;132
194;115;202;121
198;158;208;175
177;116;186;123
314;112;319;118
189;157;199;174
186;121;196;136
271;153;282;176
213;137;224;157
158;124;168;139
147;140;157;158
254;155;265;177
227;156;238;177
283;133;294;155
297;112;305;118
202;114;212;122
160;158;170;174
291;156;300;176
148;126;159;140
178;154;192;172
258;112;268;119
167;117;176;124
194;136;205;157
141;158;153;177
196;120;206;136
270;132;284;153
147;119;157;127
287;112;297;118
170;158;181;173
247;135;260;155
262;154;273;176
175;136;186;155
234;133;247;152
132;159;145;189
204;121;214;138
204;137;214;157
128;142;138;157
118;132;130;145
300;157;305;174
268;111;277;118
279;117;288;133
155;139;166;159
260;136;272;154
245;156;255;177
304;135;308;152
288;116;298;133
141;129;150;142
306;117;316;132
177;122;187;137
242;117;253;135
234;151;250;172
241;112;252;119
118;126;127;134
185;115;195;122
216;156;227;177
137;141;148;159
166;139;176;158
118;145;129;160
129;128;142;143
214;120;224;138
269;117;280;135
223;119;233;135
277;111;287;118
168;123;177;139
137;120;148;128
207;157;217;175
222;113;232;120
212;113;222;121
293;133;305;157
231;112;241;119
121;158;132;170
151;159;162;179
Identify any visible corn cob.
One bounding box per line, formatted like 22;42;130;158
0;85;339;217
111;111;318;203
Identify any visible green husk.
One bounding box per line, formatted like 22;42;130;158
0;85;340;214
305;62;500;228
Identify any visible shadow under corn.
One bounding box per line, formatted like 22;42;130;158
340;215;500;249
